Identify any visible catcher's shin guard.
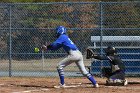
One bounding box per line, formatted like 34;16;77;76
106;79;128;86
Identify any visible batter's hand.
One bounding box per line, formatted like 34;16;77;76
86;48;95;59
42;45;47;51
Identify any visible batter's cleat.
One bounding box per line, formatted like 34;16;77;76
94;83;99;88
124;79;128;86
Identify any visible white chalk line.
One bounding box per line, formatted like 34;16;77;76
12;88;49;93
54;85;79;88
60;82;140;90
70;82;82;85
0;83;49;93
104;86;140;90
54;82;83;88
54;84;95;89
0;83;5;86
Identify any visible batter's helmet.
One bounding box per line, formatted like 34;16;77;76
105;46;117;55
56;26;67;35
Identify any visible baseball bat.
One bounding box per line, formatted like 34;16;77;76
42;42;47;71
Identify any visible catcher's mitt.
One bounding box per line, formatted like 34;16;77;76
86;48;95;59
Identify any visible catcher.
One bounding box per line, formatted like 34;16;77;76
86;46;128;86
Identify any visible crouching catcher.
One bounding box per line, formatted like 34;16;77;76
86;46;128;86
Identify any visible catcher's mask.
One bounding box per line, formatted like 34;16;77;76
105;46;117;56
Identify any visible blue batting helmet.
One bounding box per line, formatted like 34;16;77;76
55;26;67;35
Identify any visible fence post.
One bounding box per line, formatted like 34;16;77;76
9;5;12;77
100;1;103;78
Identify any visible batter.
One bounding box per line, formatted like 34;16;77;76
42;26;99;88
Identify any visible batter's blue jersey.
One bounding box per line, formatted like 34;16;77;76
48;34;78;52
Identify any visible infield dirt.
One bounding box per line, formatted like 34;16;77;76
0;77;140;93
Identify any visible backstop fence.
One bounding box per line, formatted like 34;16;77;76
0;2;140;77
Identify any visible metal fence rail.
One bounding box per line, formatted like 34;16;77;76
0;2;140;77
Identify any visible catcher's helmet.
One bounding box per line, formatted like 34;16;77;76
105;46;117;55
56;26;67;36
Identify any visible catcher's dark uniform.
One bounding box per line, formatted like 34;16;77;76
93;54;125;80
87;46;127;85
87;46;125;80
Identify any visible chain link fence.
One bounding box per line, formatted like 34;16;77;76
0;2;140;77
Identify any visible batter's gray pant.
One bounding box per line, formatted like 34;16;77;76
57;50;89;76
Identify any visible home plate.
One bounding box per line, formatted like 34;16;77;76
54;85;78;88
